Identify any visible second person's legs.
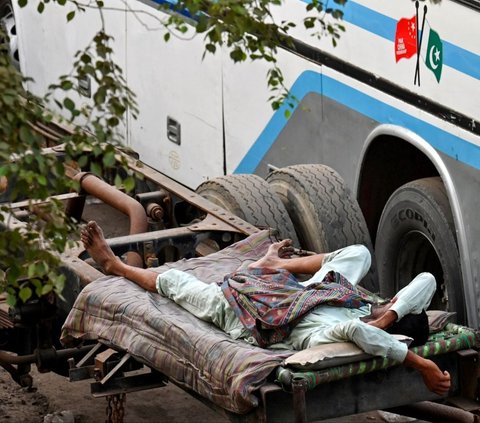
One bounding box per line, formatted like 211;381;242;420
301;244;371;287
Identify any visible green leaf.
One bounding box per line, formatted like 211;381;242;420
67;11;76;22
41;284;53;295
27;263;36;278
19;286;32;303
38;174;47;186
80;53;91;64
60;80;73;90
123;175;135;192
205;44;216;54
114;173;122;188
18;0;28;7
77;155;88;168
37;2;45;13
102;150;116;167
19;125;34;144
90;161;102;176
6;293;16;307
63;97;75;111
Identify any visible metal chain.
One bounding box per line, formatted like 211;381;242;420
105;393;126;423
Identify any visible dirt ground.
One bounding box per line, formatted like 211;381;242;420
0;365;427;423
0;365;229;423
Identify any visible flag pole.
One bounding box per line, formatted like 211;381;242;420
414;4;428;86
413;1;419;85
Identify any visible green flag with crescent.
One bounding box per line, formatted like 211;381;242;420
425;28;443;82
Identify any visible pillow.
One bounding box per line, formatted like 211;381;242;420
284;335;413;371
427;310;457;333
284;342;371;370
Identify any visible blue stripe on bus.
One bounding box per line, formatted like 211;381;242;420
234;70;480;173
147;0;480;80
146;0;193;18
302;0;480;80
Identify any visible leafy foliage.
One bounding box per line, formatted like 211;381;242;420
0;2;138;306
0;0;347;305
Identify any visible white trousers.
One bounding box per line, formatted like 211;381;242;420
278;245;436;361
156;245;436;361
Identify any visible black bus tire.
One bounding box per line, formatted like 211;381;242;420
196;174;299;245
375;177;465;323
267;164;378;292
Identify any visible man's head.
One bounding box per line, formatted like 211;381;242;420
386;309;429;347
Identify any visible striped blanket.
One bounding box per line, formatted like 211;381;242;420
61;230;294;414
222;269;369;347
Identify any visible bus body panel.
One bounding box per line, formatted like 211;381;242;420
124;0;224;188
9;0;480;325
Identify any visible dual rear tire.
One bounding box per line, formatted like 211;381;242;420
196;170;465;321
197;165;378;291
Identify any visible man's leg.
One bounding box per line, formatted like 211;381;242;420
390;272;436;319
81;221;158;291
367;273;436;329
81;221;242;336
301;244;371;287
156;269;244;337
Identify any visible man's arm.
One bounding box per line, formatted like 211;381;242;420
312;319;451;396
248;238;326;273
403;350;451;395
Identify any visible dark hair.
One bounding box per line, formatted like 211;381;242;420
386;310;429;347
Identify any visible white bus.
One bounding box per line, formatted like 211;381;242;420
3;0;480;327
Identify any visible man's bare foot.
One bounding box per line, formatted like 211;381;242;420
81;221;125;276
366;309;398;330
248;239;294;270
360;300;397;330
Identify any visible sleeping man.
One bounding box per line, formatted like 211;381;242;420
80;220;451;396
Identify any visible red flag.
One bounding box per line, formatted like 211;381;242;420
394;16;417;62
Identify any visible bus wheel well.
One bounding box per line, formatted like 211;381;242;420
357;135;438;243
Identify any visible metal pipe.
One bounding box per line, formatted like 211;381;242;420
388;401;479;423
74;172;148;267
0;345;94;366
0;350;36;365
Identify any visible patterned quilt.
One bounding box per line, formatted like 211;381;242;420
61;230;294;414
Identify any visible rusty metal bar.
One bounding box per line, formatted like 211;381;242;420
0;345;94;366
389;401;479;423
292;377;307;423
100;353;132;385
73;172;147;267
120;152;259;236
6;193;80;210
457;349;480;401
